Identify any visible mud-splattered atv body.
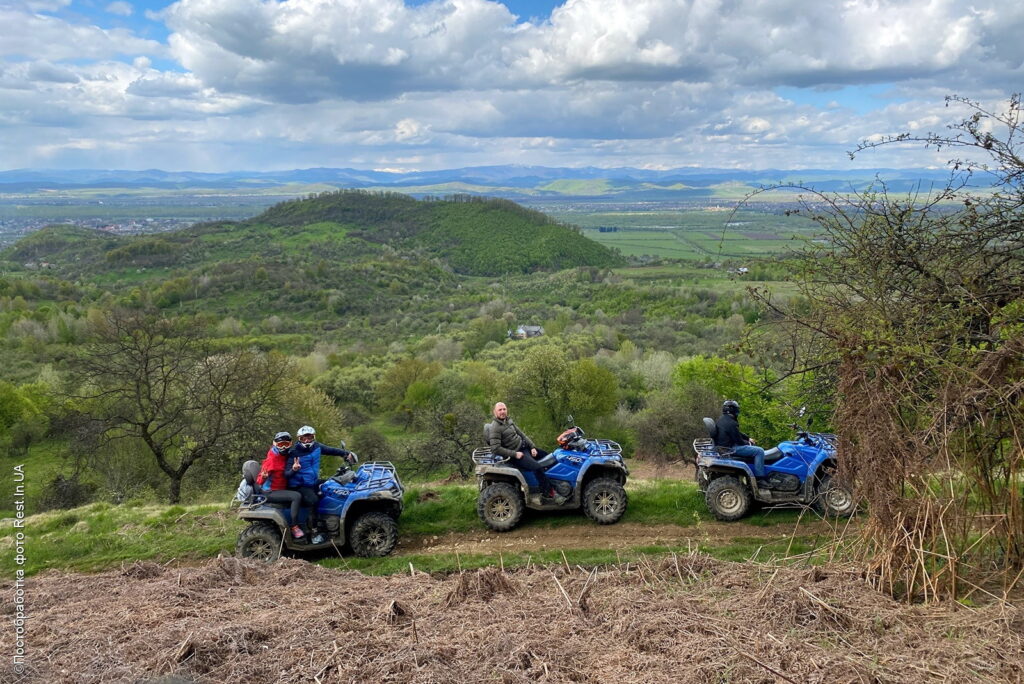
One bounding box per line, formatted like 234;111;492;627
693;416;854;522
472;424;629;532
235;457;404;561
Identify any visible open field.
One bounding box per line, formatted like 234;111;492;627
568;210;818;260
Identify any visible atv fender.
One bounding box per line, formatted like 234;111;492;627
238;507;289;528
476;464;529;492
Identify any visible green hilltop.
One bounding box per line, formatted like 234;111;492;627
0;191;627;327
4;191;623;277
252;190;623;275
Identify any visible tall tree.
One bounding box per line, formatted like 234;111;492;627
70;310;295;503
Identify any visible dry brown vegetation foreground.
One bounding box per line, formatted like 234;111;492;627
3;555;1022;683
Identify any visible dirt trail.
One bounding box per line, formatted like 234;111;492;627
398;520;832;555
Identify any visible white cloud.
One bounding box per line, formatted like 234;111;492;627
105;1;134;17
0;8;162;61
2;0;1022;171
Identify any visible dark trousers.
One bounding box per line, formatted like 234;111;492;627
294;486;320;527
512;448;551;493
265;489;302;522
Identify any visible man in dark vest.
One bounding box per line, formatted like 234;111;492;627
487;402;564;503
715;400;766;478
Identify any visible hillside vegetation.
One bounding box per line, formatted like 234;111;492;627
255;190;623;275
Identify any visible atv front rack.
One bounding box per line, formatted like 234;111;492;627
589;439;623;457
471;447;510;465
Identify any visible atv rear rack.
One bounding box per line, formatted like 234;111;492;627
471;447;510;465
356;461;402;491
692;437;736;458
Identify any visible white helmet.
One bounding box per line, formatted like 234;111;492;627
296;425;316;446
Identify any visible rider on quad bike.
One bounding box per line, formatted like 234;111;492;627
714;400;766;478
487;402;565;504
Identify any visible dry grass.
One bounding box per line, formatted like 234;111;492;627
2;553;1022;683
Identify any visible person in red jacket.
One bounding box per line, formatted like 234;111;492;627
256;431;305;540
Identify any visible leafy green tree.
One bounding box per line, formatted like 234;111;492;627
376;358;442;411
511;344;571;427
671;356;791;446
0;380;49;453
564;359;618;427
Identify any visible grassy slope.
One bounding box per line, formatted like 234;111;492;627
0;479;820;577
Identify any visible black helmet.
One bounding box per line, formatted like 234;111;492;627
273;431;292;443
722;400;740;416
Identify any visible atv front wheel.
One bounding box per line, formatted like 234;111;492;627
813;475;856;518
236;523;283;562
477;482;524;532
349;512;399;557
705;476;752;521
582;478;628;525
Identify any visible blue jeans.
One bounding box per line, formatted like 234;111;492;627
733;445;766;477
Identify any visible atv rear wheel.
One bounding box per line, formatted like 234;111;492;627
236;522;282;562
705;475;752;521
582;478;627;524
477;482;524;532
813;475;856;518
349;512;399;557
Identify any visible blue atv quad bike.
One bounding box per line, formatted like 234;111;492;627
472;420;629;532
235;450;404;561
693;415;855;522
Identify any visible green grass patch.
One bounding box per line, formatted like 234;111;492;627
2;479;824;577
322;536;823;576
0;502;237;575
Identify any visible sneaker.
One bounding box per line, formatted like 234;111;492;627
311;533;327;545
290;525;305;540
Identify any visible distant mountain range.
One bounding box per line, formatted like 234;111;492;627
0;165;960;198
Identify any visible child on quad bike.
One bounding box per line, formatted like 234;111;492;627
256;431;305;540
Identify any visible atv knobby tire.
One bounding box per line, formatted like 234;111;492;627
812;475;856;518
236;522;283;562
349;512;399;557
705;475;752;521
477;482;524;532
582;477;627;524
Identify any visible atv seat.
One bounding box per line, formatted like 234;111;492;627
725;446;783;464
702;417;718;441
242;460;260;488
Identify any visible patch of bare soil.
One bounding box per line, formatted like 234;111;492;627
626;458;695;481
399;521;829;555
3;555;1021;683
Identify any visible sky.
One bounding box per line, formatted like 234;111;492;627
1;0;1021;172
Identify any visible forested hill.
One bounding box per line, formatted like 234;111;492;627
252;190;623;275
3;191;622;278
